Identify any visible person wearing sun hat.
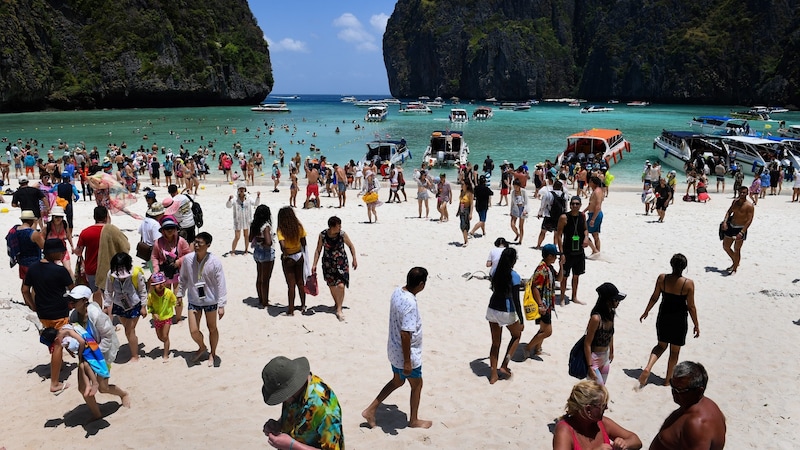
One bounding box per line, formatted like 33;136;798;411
152;215;191;323
44;206;75;276
22;238;74;394
10;210;44;281
261;355;343;450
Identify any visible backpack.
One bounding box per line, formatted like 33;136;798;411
5;226;18;267
186;194;203;228
549;190;566;219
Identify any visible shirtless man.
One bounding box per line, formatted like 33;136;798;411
335;163;348;208
584;176;603;254
720;186;754;274
650;361;726;450
305;165;320;208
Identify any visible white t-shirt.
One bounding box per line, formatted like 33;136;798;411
171;194;195;228
387;287;422;369
488;247;505;276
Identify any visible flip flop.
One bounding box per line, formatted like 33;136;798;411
51;382;70;396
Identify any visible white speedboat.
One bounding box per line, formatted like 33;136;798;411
627;101;650;106
497;102;531;111
423;131;469;167
251;103;290;113
426;97;445;108
719;136;772;172
472;106;493;120
556;129;631;166
653;130;726;164
580;105;614;113
449;108;468;123
365;105;388;122
398;102;432;114
354;100;388;108
341;96;357;103
379;98;402;105
778;125;800;139
363;140;412;166
688;116;749;135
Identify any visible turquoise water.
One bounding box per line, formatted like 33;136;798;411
3;95;799;184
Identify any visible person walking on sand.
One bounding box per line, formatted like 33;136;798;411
250;205;276;308
469;175;493;237
638;253;699;387
226;182;260;256
305;164;320;209
557;196;588;305
416;170;434;218
362;267;432;430
649;361;726;450
66;285;130;420
312;216;358;322
523;244;560;358
584;176;603;254
583;283;627;385
177;232;227;366
102;252;148;362
654;177;673;223
277;207;308;315
485;248;524;384
457;180;474;246
509;179;528;244
720;186;754;274
335;163;348;207
146;272;176;360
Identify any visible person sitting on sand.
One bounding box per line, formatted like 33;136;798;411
649;361;726;450
261;356;344;450
553;380;642;449
485;248;523;384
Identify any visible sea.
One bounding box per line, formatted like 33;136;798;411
3;94;799;185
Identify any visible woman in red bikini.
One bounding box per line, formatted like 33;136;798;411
553;380;642;449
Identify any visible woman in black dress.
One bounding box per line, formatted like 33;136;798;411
638;253;699;387
311;216;357;322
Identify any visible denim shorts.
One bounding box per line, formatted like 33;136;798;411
112;302;142;319
253;245;275;263
188;303;218;312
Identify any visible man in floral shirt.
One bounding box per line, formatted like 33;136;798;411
523;244;560;358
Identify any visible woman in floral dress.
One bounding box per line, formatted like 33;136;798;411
311;216;357;322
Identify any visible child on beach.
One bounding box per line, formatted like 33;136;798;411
146;272;177;360
641;182;656;214
41;325;109;397
696;178;710;203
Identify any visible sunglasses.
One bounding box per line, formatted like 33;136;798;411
671;386;696;394
570;202;581;206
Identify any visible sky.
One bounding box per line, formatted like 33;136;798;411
249;1;398;95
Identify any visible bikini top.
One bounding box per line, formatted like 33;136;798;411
565;420;611;450
590;316;614;348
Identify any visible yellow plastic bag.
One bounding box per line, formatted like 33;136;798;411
523;277;540;321
362;191;378;204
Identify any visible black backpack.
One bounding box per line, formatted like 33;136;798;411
186;194;204;228
549;190;566;219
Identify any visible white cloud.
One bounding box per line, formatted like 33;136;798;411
370;13;389;32
333;13;379;52
266;36;309;53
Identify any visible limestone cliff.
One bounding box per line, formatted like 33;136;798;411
384;0;800;105
0;0;272;112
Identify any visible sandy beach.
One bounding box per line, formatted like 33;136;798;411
1;170;799;449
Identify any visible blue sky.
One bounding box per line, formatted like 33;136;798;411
249;1;398;95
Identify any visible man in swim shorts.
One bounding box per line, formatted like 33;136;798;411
305;165;320;208
584;176;604;254
720;186;754;274
650;361;726;450
335;163;348;208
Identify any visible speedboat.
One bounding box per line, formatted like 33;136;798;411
472;106;493;120
580;105;614;113
719;136;773;173
354;100;388;108
362;140;412;166
497;102;531;111
688;116;749;135
653;130;726;164
778;125;800;139
556;129;631;166
728;110;782;131
423;131;469;167
449;108;468;123
379;98;402;105
364;105;388;122
627;101;650;106
426;97;445;108
251;103;290;113
398;102;432;114
341;96;357;103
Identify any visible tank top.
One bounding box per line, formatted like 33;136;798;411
562;213;586;256
590;315;614;348
659;277;689;315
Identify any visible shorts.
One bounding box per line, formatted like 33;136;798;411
500;188;509;195
40;317;70;330
535;310;552;325
723;226;747;241
656;198;669;211
563;253;586;277
153;317;172;329
164;170;173;177
577;180;585;189
541;215;558;231
112;302;143;319
417;191;429;200
180;226;196;243
485;307;518;326
477;209;487;222
253;245;275;263
86;274;99;292
188;303;218;312
586;211;603;233
716;176;725;182
459;211;470;231
337;182;347;193
306;183;319;198
392;364;422;381
18;264;30;280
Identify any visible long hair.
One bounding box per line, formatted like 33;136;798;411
491;247;518;295
590;293;616;323
250;205;272;241
276;206;302;242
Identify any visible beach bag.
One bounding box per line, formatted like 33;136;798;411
568;336;589;379
186;194;204;228
304;273;319;296
362;191;378;204
522;277;540;321
136;240;152;261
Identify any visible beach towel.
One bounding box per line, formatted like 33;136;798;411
73;322;110;378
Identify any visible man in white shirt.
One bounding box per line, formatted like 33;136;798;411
536;179;566;249
362;267;432;430
166;183;195;243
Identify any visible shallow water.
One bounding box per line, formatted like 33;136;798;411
3;95;798;184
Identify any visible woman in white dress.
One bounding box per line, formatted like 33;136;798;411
226;182;260;255
509;179;528;244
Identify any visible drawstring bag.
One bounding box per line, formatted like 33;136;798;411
522;278;540;321
304;273;319;296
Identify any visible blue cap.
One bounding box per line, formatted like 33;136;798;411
542;243;561;257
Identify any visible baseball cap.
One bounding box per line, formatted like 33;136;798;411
596;282;627;302
542;243;561;257
64;285;93;301
18;175;28;184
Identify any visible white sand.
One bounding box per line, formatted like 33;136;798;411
1;174;799;449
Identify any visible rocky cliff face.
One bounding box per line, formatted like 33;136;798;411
384;0;800;105
0;0;272;112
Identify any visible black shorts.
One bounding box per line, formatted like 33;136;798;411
536;310;552;325
656;198;669;211
723;226;747;241
541;215;558;231
180;225;196;243
563;253;585;277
